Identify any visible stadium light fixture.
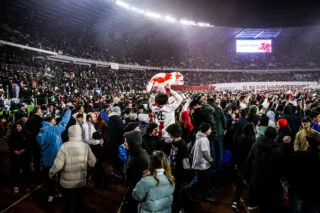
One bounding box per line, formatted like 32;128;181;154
145;11;162;19
164;15;177;23
115;0;130;9
180;19;196;26
114;0;214;28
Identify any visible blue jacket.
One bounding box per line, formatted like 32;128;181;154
312;122;320;133
132;169;174;213
37;110;71;167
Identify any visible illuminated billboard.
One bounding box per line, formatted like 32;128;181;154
236;40;272;53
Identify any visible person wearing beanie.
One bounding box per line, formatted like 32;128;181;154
283;134;320;213
192;122;215;202
244;127;284;213
165;123;188;212
142;123;162;156
276;118;293;144
106;105;125;175
294;117;320;152
122;130;149;213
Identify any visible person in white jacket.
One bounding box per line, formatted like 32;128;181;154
49;125;96;213
149;85;183;138
82;112;104;187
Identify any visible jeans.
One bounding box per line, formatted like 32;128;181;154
292;195;320;213
215;139;224;167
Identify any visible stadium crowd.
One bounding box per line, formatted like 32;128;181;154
0;46;320;213
1;14;320;213
2;18;320;70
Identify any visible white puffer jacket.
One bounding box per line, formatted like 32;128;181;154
49;125;97;189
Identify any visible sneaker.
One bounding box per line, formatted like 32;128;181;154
48;196;54;203
13;186;19;194
232;201;239;213
248;206;258;211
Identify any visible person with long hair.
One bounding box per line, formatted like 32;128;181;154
132;151;175;213
8;121;32;193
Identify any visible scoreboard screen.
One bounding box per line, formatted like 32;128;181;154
236;40;272;53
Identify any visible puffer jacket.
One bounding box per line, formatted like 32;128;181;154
49;125;97;188
132;169;174;213
37;109;71;167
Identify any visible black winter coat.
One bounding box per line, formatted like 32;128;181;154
283;146;320;202
141;134;162;156
106;114;125;148
192;104;217;136
244;136;283;195
8;129;30;152
233;123;256;170
25;115;42;142
281;105;301;136
277;126;293;145
125;131;150;187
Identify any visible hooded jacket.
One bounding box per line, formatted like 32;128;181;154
192;132;213;170
132;169;174;213
37;110;71;167
125;131;150;187
49;125;97;188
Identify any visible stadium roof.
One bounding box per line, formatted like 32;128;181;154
1;0;320;39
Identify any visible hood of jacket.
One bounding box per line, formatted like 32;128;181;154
68;125;83;142
124;130;142;155
196;131;208;140
257;136;278;150
266;111;276;122
201;104;215;114
284;104;293;115
109;113;121;119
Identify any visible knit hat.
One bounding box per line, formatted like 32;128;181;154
199;122;211;133
277;118;288;129
112;106;121;116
